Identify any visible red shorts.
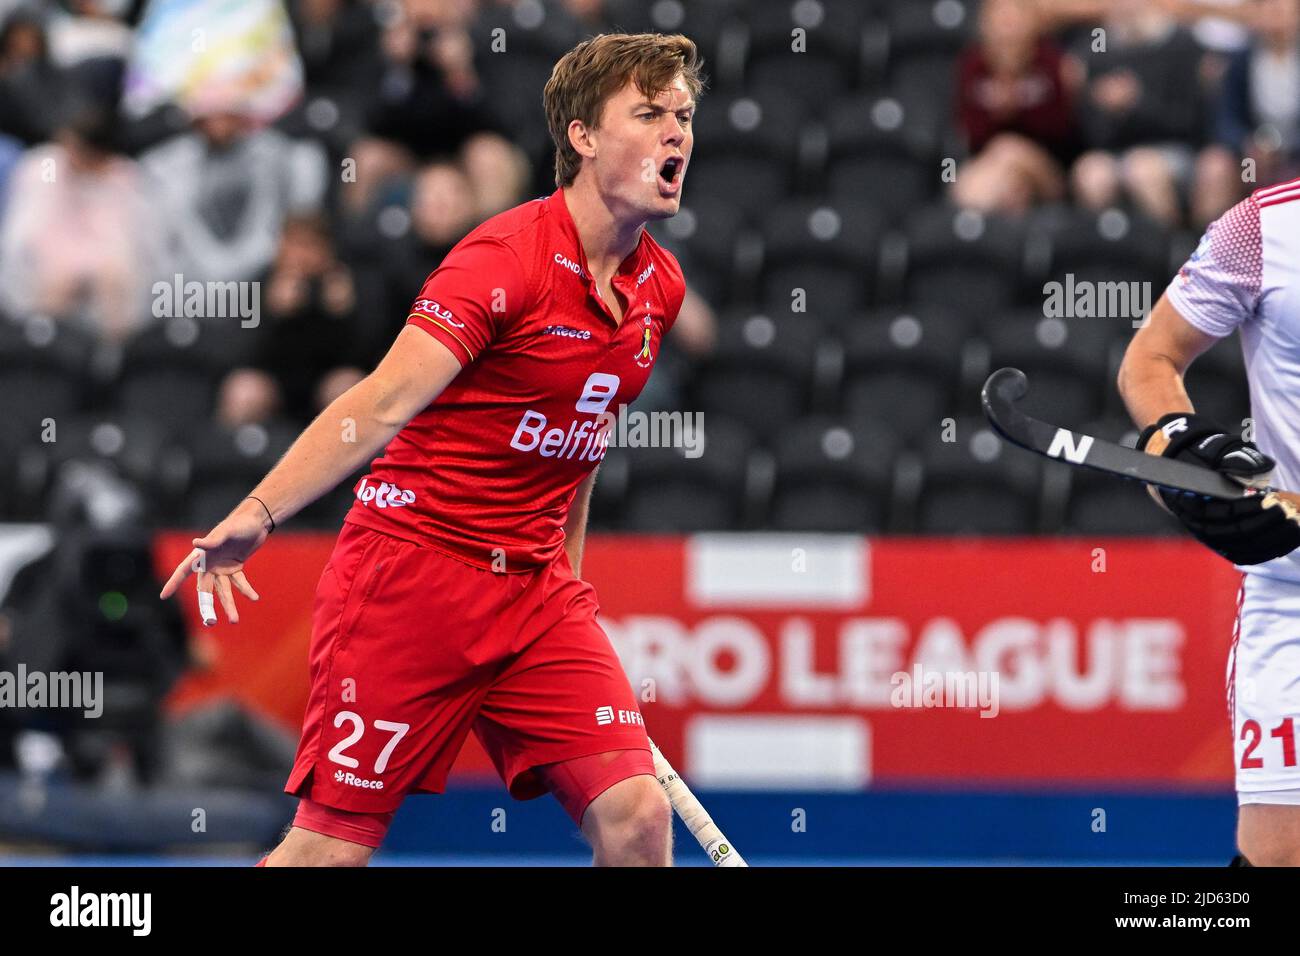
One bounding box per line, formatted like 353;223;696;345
285;521;652;826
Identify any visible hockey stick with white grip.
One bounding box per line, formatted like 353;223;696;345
649;739;747;867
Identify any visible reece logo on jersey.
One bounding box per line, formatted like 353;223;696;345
510;372;619;462
355;477;416;508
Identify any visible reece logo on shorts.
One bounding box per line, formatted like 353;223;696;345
334;768;385;790
356;478;416;509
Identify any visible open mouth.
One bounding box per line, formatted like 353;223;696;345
658;156;683;188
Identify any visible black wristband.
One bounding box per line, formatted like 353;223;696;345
246;495;276;533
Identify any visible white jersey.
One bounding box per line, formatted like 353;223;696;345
1165;176;1300;585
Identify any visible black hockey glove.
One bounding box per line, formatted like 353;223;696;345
1138;412;1300;565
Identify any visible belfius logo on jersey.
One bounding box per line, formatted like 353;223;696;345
509;372;619;462
355;478;416;509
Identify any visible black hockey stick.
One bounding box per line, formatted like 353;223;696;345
980;367;1267;500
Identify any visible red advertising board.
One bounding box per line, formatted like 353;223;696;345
156;532;1242;788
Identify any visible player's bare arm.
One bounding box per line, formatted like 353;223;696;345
1117;292;1219;429
158;326;464;619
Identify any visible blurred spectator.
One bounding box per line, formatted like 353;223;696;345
1069;1;1205;226
462;130;532;219
366;0;493;155
0;99;167;342
953;0;1079;214
215;368;283;429
343;0;525;222
286;0;385;145
236;214;367;425
141;111;328;283
384;161;479;310
46;0;133;68
1199;0;1300;221
0;6;70;144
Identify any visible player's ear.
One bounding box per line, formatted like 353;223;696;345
567;118;597;161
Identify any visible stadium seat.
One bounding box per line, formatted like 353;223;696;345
28;412;185;524
115;318;246;434
620;415;754;531
885;0;973;60
691;312;827;435
979;313;1117;426
745;57;854;117
648;193;747;305
823;92;941;222
687;88;806;217
839;310;969;441
908;416;1044;533
895;203;1027;315
175;419;299;526
766;416;898;532
0;316;96;449
743;0;871;81
757;198;884;313
884;0;971;112
1031;206;1175;304
600;0;738;83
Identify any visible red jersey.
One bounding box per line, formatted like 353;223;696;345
343;188;687;570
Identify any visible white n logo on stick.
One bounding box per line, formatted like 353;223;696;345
1047;428;1094;463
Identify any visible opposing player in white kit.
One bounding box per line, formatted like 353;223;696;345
1119;177;1300;866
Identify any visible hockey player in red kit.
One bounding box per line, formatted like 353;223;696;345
160;32;702;866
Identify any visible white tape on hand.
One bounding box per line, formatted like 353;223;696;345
197;588;217;627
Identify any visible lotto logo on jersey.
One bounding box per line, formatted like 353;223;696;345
355;478;416;509
509;373;619;462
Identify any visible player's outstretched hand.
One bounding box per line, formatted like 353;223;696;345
159;503;270;625
1139;412;1300;565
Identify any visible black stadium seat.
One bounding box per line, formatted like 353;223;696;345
766;416;898;532
0;316;95;449
823;92;941;221
910;417;1043;533
687;88;806;217
691;312;826;435
897;204;1028;315
980;314;1117;426
620;415;753;531
758;198;884;313
840;310;969;441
